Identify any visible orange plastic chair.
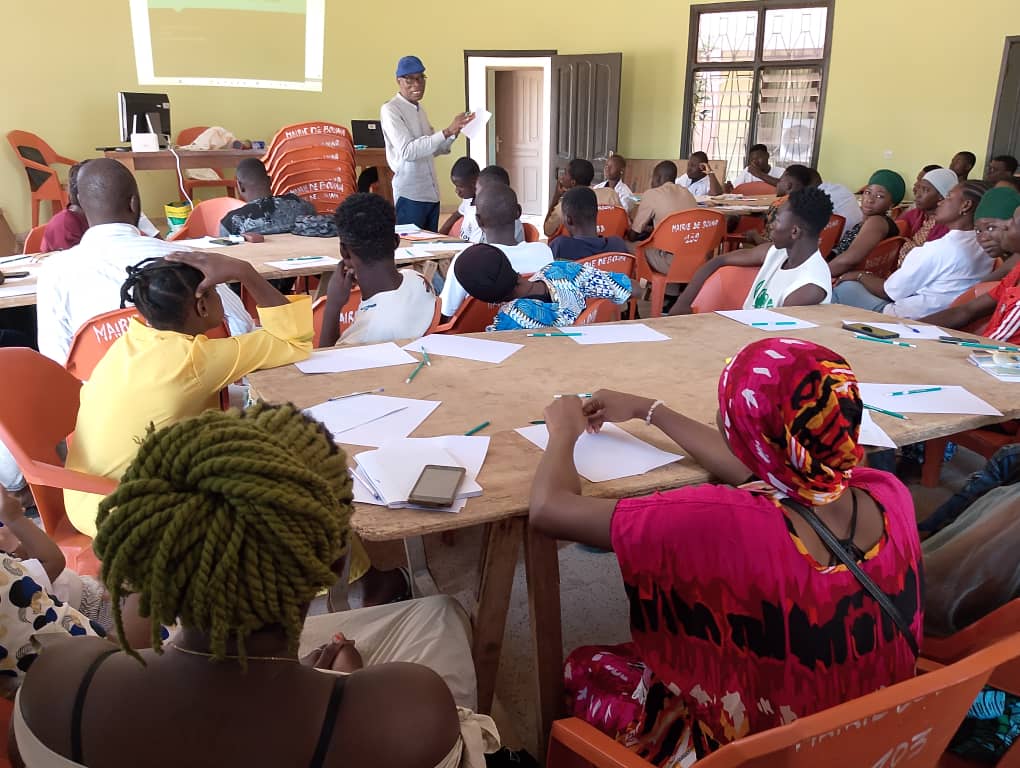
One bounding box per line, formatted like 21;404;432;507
860;236;910;279
523;222;540;243
896;218;910;237
596;206;630;239
818;213;847;258
265;145;351;179
635;209;726;317
733;181;776;195
434;295;501;334
22;224;46;254
175;126;237;200
168;197;245;241
0;348;117;576
6;130;77;227
311;287;363;346
449;217;464;239
546;632;1020;768
573;298;619;325
65;307;141;380
690;265;759;313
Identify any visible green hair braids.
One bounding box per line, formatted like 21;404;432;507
93;402;353;665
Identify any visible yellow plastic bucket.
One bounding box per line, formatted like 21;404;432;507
164;201;193;236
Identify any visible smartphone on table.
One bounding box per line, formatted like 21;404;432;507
408;465;466;508
842;322;899;340
0;271;29;279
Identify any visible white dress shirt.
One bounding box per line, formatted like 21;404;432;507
730;165;785;187
380;93;457;204
676;174;712;198
596;179;637;213
882;229;993;319
441;242;553;316
36;223;254;363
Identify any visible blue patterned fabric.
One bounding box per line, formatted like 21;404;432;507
490;261;631;331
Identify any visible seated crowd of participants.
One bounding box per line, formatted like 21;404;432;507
5;135;1020;767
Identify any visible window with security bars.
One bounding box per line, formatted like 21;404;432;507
682;2;833;181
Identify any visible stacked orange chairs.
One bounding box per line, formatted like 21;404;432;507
6;130;77;227
262;122;357;214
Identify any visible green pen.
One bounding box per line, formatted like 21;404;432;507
464;421;490;436
554;393;593;399
421;347;432;367
864;403;909;420
529;419;546;425
405;360;426;384
890;387;942;397
285;255;326;261
527;332;582;337
751;321;798;327
854;334;916;349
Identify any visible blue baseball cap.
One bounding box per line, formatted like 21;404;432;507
396;56;426;78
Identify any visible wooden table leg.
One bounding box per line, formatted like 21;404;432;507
524;522;564;753
472;517;523;714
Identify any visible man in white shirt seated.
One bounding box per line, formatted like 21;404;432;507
380;54;473;231
595;155;636;215
319;193;437;346
438;156;479;237
831;181;993;318
729;143;785;189
810;168;864;232
458;165;525;245
675;152;724;198
35;158;254;364
669;187;835;315
440;183;552;318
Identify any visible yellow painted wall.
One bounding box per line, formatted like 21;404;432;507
1;0;1017;234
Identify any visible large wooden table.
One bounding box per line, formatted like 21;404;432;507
103;147;394;203
245;305;1020;745
0;233;461;309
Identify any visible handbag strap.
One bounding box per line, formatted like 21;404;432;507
782;497;919;658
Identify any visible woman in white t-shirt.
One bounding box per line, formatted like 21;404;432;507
669;187;835;315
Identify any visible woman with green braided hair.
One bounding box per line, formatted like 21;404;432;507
827;168;906;277
13;404;499;768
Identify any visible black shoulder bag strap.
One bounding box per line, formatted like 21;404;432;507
782;498;920;658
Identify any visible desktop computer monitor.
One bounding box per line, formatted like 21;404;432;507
118;92;171;145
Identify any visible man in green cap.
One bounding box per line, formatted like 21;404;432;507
832;181;992;318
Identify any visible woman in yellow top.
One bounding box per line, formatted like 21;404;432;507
64;250;314;536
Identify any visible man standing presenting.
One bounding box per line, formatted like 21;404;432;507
381;55;474;231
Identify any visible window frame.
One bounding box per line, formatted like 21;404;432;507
680;0;835;169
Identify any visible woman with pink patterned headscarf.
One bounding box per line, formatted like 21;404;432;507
530;337;922;765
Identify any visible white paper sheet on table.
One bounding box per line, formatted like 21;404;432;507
843;320;945;340
858;384;1003;416
715;309;818;330
397;243;471;261
859;410;897;448
460;108;492;144
170;236;244;249
294;342;417;374
515;423;682;483
395;224;420;235
568;323;670;345
304;394;440;447
265;256;339;270
352;435;490;511
404;334;522;364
